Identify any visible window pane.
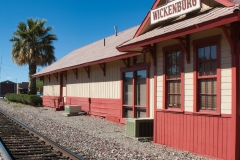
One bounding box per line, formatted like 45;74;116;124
124;72;133;105
172;53;176;65
167;67;171;79
212;96;217;110
200;95;206;110
177;95;181;107
212;61;217;75
176;51;181;65
136;108;146;118
177;64;181;78
124;107;132;118
198;48;204;60
206;79;212;94
212;79;217;94
205;62;210;76
173;65;178;78
168;95;173;107
207;96;211;110
167;80;181;108
199;80;205;94
136;70;146;106
198;78;217;110
199;62;204;76
176;81;181;93
205;46;211;60
166;51;181;79
211;45;217;59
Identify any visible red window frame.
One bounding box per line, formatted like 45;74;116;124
193;35;221;114
163;44;184;111
120;63;150;118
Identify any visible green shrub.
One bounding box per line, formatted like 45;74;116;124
26;95;42;106
5;93;42;106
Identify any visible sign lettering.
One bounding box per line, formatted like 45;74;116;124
150;0;201;24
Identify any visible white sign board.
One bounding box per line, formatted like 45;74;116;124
150;0;201;24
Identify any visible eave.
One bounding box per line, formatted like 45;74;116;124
32;52;141;78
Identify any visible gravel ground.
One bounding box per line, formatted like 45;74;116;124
0;99;214;160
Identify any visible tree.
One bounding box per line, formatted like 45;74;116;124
10;18;57;94
36;79;43;92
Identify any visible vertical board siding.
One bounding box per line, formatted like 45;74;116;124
146;54;155;118
156;111;232;159
43;74;60;96
62;76;67;102
89;60;124;99
185;37;194;112
67;68;89;97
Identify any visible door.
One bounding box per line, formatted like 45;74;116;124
122;69;148;118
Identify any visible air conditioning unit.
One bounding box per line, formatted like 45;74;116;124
63;105;81;116
126;118;153;137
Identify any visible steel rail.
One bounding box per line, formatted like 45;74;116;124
0;108;84;160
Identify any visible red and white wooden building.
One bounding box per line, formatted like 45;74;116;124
34;0;240;159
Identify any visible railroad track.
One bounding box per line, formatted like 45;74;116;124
0;108;84;160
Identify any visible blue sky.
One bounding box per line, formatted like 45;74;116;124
0;0;154;83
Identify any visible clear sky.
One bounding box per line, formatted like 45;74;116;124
0;0;155;83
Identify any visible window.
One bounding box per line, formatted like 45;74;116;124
163;45;184;110
193;35;221;113
198;46;217;110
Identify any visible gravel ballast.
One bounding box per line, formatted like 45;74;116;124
0;100;214;160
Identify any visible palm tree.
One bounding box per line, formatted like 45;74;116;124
10;18;57;94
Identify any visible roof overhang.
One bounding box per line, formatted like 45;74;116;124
117;12;240;52
32;52;142;78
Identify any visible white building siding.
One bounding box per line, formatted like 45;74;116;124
43;74;60;96
89;60;124;99
67;68;90;97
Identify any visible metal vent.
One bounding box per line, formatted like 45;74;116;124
64;105;81;114
126;118;153;137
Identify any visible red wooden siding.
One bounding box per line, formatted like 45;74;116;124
42;96;60;108
66;97;89;112
61;97;121;123
155;111;233;159
91;98;121;123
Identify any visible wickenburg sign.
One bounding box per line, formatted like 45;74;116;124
150;0;201;24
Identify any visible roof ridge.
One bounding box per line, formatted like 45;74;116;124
34;25;139;76
54;25;140;62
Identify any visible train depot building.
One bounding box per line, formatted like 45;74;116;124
33;0;240;159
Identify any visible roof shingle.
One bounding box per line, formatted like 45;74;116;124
34;26;139;76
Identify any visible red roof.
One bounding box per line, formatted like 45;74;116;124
117;6;240;52
33;26;139;77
